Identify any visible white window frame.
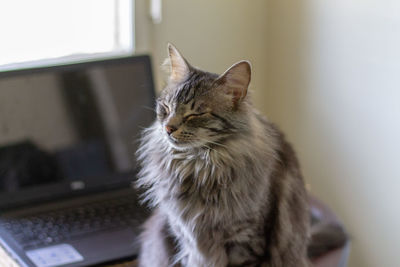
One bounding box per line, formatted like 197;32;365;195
0;0;135;72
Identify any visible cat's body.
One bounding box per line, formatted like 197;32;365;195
137;44;310;267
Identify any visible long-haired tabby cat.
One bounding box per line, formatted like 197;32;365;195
136;44;345;267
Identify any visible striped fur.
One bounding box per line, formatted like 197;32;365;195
137;45;310;267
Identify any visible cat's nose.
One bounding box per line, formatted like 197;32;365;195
165;125;177;135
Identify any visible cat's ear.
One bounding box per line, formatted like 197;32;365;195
166;43;191;83
216;60;251;108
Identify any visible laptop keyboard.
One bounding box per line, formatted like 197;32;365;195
0;195;145;249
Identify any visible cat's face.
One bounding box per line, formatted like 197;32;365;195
157;77;230;150
157;44;251;150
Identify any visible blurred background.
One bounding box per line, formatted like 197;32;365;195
1;0;399;266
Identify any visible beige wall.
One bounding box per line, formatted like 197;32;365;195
300;1;400;266
136;0;400;266
264;1;400;266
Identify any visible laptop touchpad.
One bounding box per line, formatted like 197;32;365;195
26;244;84;267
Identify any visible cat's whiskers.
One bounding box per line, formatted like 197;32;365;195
197;137;229;150
141;105;156;112
138;126;149;131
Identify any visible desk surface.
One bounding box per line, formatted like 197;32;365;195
0;243;20;267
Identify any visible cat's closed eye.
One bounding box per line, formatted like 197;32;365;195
157;103;169;119
183;113;207;122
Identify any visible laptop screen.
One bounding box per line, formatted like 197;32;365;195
0;56;155;209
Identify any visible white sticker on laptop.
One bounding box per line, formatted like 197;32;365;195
26;244;84;267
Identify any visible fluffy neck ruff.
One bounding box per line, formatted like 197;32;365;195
136;111;278;211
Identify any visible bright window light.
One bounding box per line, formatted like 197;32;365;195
0;0;134;68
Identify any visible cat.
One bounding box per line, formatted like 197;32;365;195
136;44;343;267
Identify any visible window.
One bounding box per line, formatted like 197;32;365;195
0;0;134;70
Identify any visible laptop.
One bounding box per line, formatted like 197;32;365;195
0;55;155;266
